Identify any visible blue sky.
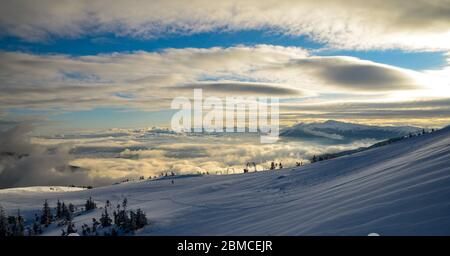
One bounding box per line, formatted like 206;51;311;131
1;31;447;71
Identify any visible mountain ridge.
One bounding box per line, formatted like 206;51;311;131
281;120;424;142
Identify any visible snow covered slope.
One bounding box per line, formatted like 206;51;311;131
1;127;450;235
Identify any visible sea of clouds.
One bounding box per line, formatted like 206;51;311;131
0;124;376;188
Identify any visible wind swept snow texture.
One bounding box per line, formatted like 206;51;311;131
1;127;450;235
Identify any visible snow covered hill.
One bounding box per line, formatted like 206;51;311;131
280;120;422;142
1;126;450;235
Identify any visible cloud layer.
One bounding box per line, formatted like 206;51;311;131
31;126;377;187
0;45;430;113
0;124;115;188
1;0;450;50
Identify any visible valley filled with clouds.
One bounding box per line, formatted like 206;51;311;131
1;123;381;188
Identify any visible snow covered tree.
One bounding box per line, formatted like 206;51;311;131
60;202;73;221
270;161;275;170
109;198;148;233
128;211;138;232
40;200;53;226
100;208;112;227
92;218;100;235
66;221;76;235
85;197;97;211
135;209;148;229
61;202;68;220
122;197;128;210
12;210;24;236
32;221;42;235
81;223;91;236
68;203;75;215
0;205;8;236
114;206;129;230
56;200;62;219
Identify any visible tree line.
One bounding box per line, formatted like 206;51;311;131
0;196;148;236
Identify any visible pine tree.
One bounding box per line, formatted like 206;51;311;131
100;208;112;227
117;207;129;230
128;210;137;232
0;205;8;236
113;209;118;224
62;202;73;221
85;197;97;211
81;224;88;236
66;221;76;234
32;221;42;235
68;203;75;216
122;198;128;210
136;208;148;229
40;200;53;226
13;210;24;236
270;161;275;170
56;200;62;219
61;202;69;221
92;218;100;235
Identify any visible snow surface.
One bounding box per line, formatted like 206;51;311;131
1;127;450;236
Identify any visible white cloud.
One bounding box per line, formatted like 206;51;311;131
0;46;431;113
64;130;377;182
0;124;115;188
1;0;450;50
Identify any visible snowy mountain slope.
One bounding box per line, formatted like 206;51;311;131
280;120;422;142
1;127;450;235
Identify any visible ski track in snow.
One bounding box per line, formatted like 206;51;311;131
1;127;450;235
